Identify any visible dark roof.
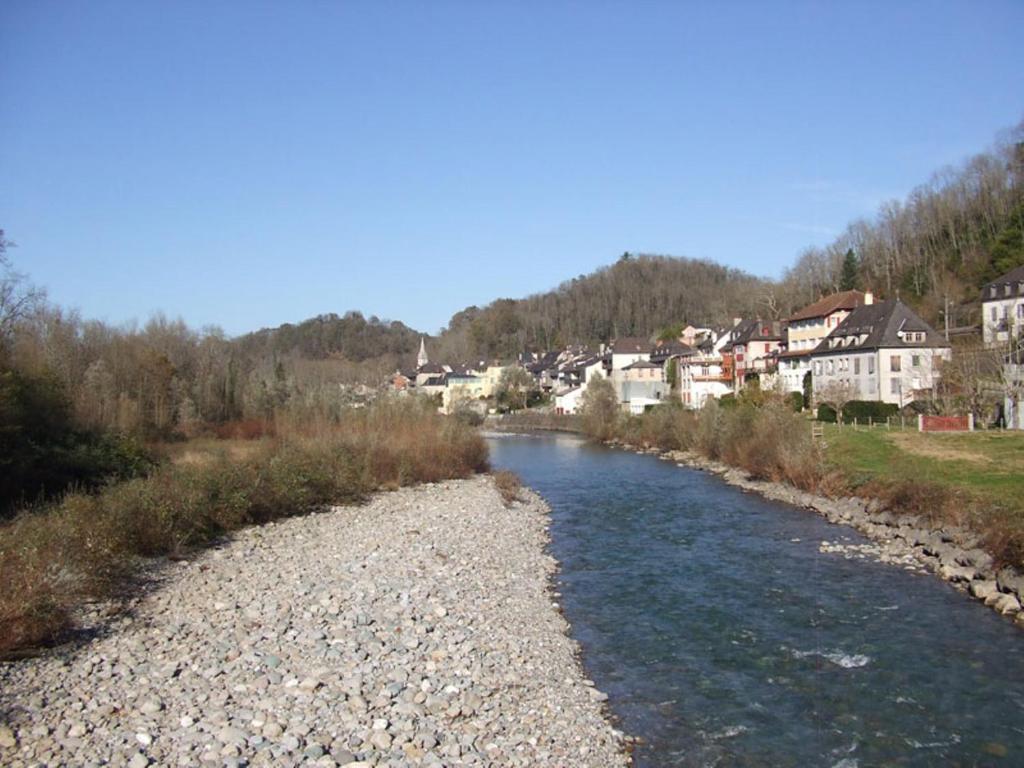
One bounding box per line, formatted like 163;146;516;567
422;375;446;387
730;319;784;345
788;290;866;322
812;299;949;356
649;339;694;361
611;337;652;354
982;265;1024;300
622;359;661;370
418;362;444;374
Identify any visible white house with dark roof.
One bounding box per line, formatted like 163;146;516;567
810;299;951;407
982;265;1024;345
609;337;651;371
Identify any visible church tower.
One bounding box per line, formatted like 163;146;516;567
417;337;429;369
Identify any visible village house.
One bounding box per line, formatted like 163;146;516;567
810;299;951;407
779;290;868;394
617;359;666;413
442;372;487;414
678;352;732;408
554;385;586;415
724;319;785;391
982;265;1024;345
608;337;651;371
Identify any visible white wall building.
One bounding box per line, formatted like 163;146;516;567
555;385;586;415
982;265;1024;345
678;355;732;409
810;299;951;407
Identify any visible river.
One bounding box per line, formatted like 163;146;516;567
487;432;1024;767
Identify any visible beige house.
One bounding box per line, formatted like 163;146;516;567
781;290;868;394
443;374;487;414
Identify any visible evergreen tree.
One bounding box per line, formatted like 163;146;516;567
840;249;859;291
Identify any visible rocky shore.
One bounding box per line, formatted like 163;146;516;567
0;477;628;767
614;441;1024;627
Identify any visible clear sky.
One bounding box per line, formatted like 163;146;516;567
2;1;1022;336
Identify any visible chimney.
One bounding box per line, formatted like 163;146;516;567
864;291;874;306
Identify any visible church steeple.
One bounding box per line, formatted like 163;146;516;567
417;337;429;369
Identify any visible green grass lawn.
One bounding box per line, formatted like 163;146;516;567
823;424;1024;516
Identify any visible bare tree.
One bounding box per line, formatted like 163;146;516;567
0;231;45;348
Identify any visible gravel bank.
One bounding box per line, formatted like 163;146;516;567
0;476;628;767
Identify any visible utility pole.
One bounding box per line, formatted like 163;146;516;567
944;294;950;341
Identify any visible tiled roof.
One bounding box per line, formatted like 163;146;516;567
650;340;694;360
788;290;866;322
812;299;948;356
982;265;1024;300
611;337;652;354
730;319;784;345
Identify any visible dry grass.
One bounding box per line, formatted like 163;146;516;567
0;399;488;657
492;470;523;506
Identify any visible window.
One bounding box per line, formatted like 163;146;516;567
854;358;860;375
868;357;875;374
891;377;900;395
1018;304;1024;319
890;355;901;372
827;360;834;375
992;306;998;322
911;355;920;367
814;361;822;376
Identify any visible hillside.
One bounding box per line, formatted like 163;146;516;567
434;254;773;361
779;122;1024;330
234;311;423;364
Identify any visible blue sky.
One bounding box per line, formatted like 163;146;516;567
2;1;1022;336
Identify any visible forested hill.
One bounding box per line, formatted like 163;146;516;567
234;311;422;363
434;255;772;361
435;121;1024;361
778;122;1024;329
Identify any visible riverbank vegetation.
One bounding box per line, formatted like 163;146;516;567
579;392;1024;568
0;400;487;657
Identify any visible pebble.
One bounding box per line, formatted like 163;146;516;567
0;477;626;767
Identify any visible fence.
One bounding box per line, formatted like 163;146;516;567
918;414;974;432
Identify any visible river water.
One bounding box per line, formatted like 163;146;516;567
486;432;1024;767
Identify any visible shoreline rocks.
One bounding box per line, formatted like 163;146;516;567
616;441;1024;629
0;477;629;767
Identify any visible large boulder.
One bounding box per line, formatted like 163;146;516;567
970;580;1000;602
992;593;1022;615
956;548;994;572
997;568;1024;599
938;564;975;583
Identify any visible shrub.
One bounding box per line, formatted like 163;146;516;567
841;400;899;422
580;377;620;440
0;399;488;657
816;403;838;423
786;391;804;412
493;470;522;505
0;365;155;516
